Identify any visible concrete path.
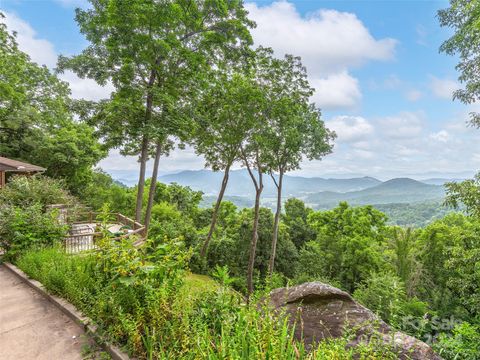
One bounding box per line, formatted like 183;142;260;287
0;265;90;360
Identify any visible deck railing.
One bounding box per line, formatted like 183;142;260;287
63;211;146;253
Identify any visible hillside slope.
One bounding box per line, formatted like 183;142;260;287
306;178;445;208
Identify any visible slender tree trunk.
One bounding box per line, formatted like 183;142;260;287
247;178;263;297
200;163;232;258
268;168;284;276
135;69;157;223
244;149;263;298
144;141;162;237
135;135;149;222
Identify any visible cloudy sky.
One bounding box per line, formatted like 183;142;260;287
2;0;479;180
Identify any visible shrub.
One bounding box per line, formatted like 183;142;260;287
0;175;76;209
0;204;67;259
434;322;480;360
353;272;428;328
16;244;401;359
0;175;79;259
16;247;98;308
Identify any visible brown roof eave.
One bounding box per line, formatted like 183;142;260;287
0;156;46;172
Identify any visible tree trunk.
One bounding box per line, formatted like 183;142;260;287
243;149;263;298
268;168;284;276
135;69;157;223
247;179;263;297
143;141;162;237
200;163;231;258
135;135;149;223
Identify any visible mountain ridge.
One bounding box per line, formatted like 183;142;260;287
159;169;383;197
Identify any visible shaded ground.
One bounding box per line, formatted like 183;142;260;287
0;265;95;360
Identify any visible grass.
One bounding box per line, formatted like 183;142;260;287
15;246;399;359
182;273;219;297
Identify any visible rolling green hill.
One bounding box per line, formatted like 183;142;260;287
306;178;445;208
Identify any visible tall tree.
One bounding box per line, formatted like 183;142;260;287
58;0;253;222
0;14;105;194
439;1;480;126
439;2;480;217
241;143;266;297
238;48;277;296
193;72;259;258
143;137;174;234
445;172;480;217
258;53;335;275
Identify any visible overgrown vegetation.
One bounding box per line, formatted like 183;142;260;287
0;176;73;260
2;0;480;358
2;174;479;358
16;243;398;359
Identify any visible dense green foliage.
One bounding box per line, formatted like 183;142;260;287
0;15;106;193
439;0;480;126
374;201;453;227
0;176;74;259
0;205;67;260
3;164;480;358
70;173;479;358
16;244;398;359
3;0;480;357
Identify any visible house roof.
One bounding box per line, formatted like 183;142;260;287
0;157;46;172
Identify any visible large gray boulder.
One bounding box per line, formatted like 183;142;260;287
268;282;441;359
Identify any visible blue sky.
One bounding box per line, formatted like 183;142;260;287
2;0;478;180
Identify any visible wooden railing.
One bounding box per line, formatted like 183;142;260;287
64;211;146;253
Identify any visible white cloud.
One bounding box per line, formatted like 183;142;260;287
430;76;458;99
59;71;113;101
394;145;421;157
378;111;424;139
295;109;479;179
405;89;422;102
416;24;428;46
326;116;374;143
3;12;57;67
472;153;480;164
246;1;397;109
351;149;374;160
383;75;402;90
246;2;396;75
3;12;111;101
98;146;206;184
429;130;449;143
310;71;361;109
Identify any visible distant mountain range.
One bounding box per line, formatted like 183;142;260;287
105;168;466;227
154;169;456;210
105;168;466;212
159;169;382;198
420;178;465;186
304;178;445;208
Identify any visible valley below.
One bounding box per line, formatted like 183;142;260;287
149;169;459;227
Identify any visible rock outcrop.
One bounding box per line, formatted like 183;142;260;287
268;282;441;359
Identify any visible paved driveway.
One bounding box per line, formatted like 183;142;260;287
0;265;89;360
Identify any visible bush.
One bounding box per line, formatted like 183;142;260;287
0;175;76;209
353;273;428;328
434;322;480;360
16;247;98;308
0;204;67;259
0;176;76;259
16;243;400;359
